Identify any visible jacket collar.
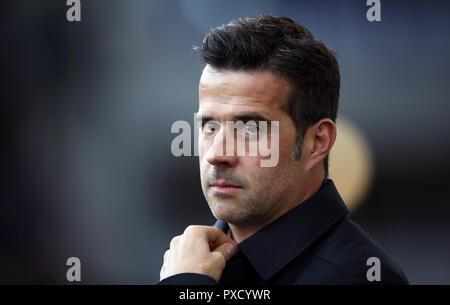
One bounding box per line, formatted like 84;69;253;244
214;179;349;280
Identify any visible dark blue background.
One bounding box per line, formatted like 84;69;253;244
1;0;449;284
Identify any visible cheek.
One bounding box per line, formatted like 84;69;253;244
245;166;286;199
198;136;206;157
198;135;214;161
199;156;209;174
278;140;295;162
278;126;297;159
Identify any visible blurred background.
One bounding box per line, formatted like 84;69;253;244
1;0;449;284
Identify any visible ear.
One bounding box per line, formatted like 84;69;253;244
305;118;336;171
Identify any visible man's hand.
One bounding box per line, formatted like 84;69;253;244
160;225;238;283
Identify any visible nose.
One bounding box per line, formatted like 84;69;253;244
205;125;238;167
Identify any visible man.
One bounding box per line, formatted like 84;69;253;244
159;15;408;285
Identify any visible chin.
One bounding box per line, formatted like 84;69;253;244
210;201;238;222
214;213;239;224
212;204;252;225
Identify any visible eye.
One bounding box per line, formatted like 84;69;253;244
202;121;220;134
244;121;258;135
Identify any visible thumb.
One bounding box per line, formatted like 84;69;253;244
212;242;238;262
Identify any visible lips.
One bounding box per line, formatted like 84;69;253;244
210;180;241;188
210;180;242;194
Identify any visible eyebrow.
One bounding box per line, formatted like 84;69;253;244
196;112;271;123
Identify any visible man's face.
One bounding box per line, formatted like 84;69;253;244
198;65;306;228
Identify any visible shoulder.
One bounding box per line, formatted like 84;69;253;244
310;216;409;284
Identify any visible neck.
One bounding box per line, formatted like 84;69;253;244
228;171;325;243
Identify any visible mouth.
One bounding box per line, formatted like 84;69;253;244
210;180;243;195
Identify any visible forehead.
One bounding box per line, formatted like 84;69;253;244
198;65;291;118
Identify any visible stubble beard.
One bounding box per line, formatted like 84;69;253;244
205;187;268;226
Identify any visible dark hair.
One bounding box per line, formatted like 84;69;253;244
196;15;340;177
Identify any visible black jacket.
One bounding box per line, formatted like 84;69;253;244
159;179;409;285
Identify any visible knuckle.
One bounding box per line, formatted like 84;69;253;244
184;225;199;235
169;236;180;248
163;249;170;260
210;226;221;234
213;251;226;267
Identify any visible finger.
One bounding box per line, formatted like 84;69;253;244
163;249;170;261
160;264;166;281
201;226;237;248
160;257;168;281
170;236;180;249
160;250;170;279
183;225;237;252
212;242;238;262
